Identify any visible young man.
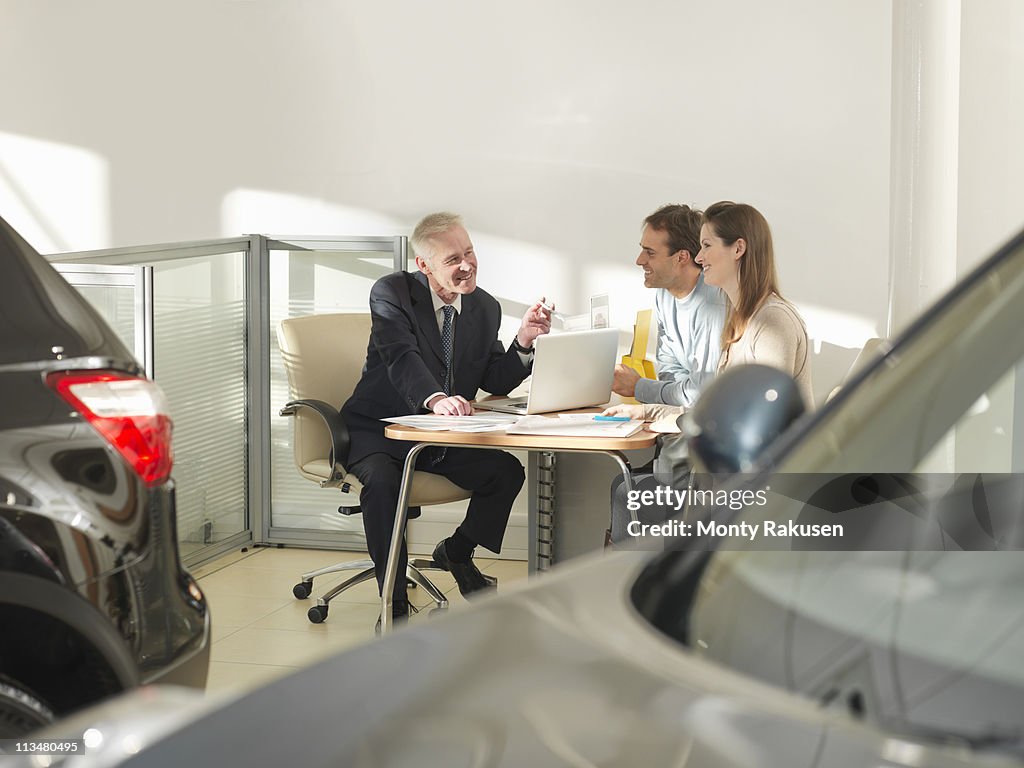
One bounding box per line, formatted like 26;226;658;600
611;204;727;409
341;212;551;624
607;204;727;546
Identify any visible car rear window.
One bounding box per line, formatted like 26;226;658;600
0;218;131;365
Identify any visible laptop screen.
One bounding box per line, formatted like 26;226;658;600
525;328;619;414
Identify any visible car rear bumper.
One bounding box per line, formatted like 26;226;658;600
143;608;211;690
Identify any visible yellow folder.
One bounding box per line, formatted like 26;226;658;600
619;309;656;402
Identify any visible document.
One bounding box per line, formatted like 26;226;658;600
381;414;519;432
505;415;644;437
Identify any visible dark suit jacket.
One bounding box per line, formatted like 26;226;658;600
341;271;529;465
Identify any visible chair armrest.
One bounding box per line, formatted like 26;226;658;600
279;399;352;473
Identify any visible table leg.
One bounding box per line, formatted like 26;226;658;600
536;451;556;572
605;450;639;523
382;443;639;624
533;449;636;570
381;442;431;633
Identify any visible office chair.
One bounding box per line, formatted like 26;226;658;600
826;337;885;403
277;313;473;625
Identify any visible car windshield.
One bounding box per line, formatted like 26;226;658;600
631;227;1024;753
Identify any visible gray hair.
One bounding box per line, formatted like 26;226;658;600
411;212;464;262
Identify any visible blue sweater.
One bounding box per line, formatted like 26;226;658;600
633;274;727;408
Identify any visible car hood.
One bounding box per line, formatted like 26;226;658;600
26;551;1016;768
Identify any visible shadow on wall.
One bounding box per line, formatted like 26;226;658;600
226;187;889;411
4;150;880;410
0;132;110;252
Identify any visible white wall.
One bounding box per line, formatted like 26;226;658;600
958;0;1024;274
953;0;1024;473
0;0;894;397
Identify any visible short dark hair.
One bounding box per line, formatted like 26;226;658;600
644;204;703;262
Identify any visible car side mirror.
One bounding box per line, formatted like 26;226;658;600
681;364;806;474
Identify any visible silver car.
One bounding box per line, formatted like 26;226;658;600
18;227;1024;767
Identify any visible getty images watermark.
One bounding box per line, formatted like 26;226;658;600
620;473;1024;551
625;484;845;542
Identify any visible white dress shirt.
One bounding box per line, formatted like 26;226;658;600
422;291;532;409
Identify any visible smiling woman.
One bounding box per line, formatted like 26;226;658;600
696;201;813;407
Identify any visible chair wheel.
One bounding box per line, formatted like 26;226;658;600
307;605;328;623
293;581;312;599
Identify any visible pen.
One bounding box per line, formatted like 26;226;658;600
594;415;630;422
539;301;566;321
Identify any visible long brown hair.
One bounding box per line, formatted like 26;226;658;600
703;201;782;352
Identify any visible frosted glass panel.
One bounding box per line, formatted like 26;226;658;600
53;264;137;359
151;253;247;555
74;284;135;353
269;249;393;536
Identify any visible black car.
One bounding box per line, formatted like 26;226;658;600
0;215;210;738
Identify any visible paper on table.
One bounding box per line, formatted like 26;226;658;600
457;421;518;433
506;415;644;437
559;411;678;433
381;414;519;432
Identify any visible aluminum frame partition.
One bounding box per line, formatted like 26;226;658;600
50;233;408;567
51;238;256;567
51;263;149;374
111;233;405;560
261;235;406;550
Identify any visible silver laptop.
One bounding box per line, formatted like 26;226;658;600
476;328;619;415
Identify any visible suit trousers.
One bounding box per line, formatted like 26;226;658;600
348;447;525;601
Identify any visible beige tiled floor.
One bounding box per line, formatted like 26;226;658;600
191;546;528;697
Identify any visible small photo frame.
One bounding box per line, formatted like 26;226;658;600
590;294;609;329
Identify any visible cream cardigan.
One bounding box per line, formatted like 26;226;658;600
640;295;812;431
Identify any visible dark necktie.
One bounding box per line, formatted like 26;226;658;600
432;305;456;465
441;305;455;395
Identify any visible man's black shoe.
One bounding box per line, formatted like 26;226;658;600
432;539;494;598
374;598;411;635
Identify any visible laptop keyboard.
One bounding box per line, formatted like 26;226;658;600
476;396;528;413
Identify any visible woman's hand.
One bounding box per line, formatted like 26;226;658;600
601;403;644;420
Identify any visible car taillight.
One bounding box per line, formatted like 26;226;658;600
46;370;174;486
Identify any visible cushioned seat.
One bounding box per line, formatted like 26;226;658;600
278;312;472;625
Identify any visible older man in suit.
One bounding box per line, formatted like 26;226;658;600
341;212;551;624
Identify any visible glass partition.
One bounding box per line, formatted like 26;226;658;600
49;234;406;563
49;239;255;567
53;264;140;361
266;236;405;548
150;252;248;559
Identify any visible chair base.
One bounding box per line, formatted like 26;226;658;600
294;557;471;625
